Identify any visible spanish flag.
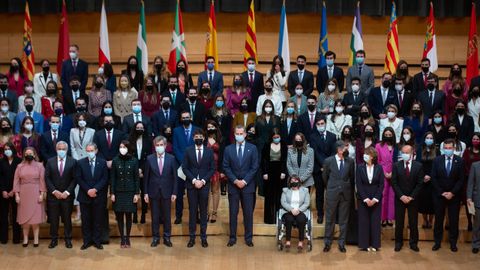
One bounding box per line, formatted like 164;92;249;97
384;1;399;73
205;0;219;69
22;1;35;80
243;0;258;69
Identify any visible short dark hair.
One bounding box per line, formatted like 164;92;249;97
206;56;215;62
69;75;80;82
443;138;456;147
70;44;80;50
0;73;7;80
24;96;35;103
325;51;336;59
382;72;392;78
297;55;307;61
356;50;366;57
193;129;205;137
351;77;361;84
421;57;430;64
307;94;317;101
246;57;256;63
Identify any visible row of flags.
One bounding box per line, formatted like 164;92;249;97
19;1;480;84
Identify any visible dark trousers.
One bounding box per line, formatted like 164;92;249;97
115;211;132;237
283;212;307;241
358;200;382;249
324;189;351;247
433;196;460;246
394;199;419;247
151;197;172;240
175;177;185;219
48;199;73;241
80;200;105;246
0;197;21;243
187;186;209;240
314;174;324;218
228;192;254;242
139;177;148;216
473;207;480;249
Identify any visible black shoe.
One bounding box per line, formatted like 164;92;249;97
394;245;402;252
125;237;131;248
468;224;473;232
48;240;58;249
80;243;91;250
359;248;368;252
187;240;195;248
201;240;208;248
246;241;254;247
163;239;173;247
133;213;138;224
473;248;479;254
432;244;441;251
140;214;146;224
101;240;109;245
65;240;73;249
22;243;28;247
95;244;103;250
150;239;159;247
317;216;323;224
174;218;182;224
227;240;236;247
323;245;331;252
339;246;347;253
33;243;39;248
450;246;458;252
410;245;420;252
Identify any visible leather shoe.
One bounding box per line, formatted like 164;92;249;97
432;244;441;251
472;248;479;254
48;240;58;249
450;246;458;252
187;240;195;248
150;239;159;247
95;244;103;250
201;240;208;248
227;240;236;247
163;239;173;247
246;241;254;247
80;243;92;250
317;216;323;224
338;246;347;253
410;246;419;252
65;240;73;249
323;245;331;252
394;245;402;252
174;218;182;224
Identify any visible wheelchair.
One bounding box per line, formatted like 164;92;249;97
275;208;313;252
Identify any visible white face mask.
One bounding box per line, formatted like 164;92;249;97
69;52;77;60
119;147;128;155
295;89;303;96
335;106;344;114
24;124;33;131
327;84;336;92
387;111;396;119
98;67;104;75
351;84;360;93
403;134;411;142
395;84;403;91
78;120;87;128
363;154;371;163
264;107;273;114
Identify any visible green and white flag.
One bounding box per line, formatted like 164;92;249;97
136;1;148;75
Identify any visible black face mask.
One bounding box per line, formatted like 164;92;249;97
146;85;154;92
265;87;273;93
452;70;461;76
25;155;34;161
360;111;370;119
201;88;210;95
307;104;316;112
448;131;457;139
398;68;408;76
189;96;197;102
128;63;137;70
412;110;422;117
95;82;104;89
456;107;465;115
364;130;374;138
169;84;178;91
194;138;203;146
240;104;249;112
342;133;351;140
71;84;80;91
472;90;480;98
104;122;114;131
295;141;303;148
0;84;7;91
453;88;462;96
162;102;170;110
234;80;242;87
25;104;33;113
176;67;185;73
182;119;191;127
427;83;435;91
42;66;50;73
164;132;172;138
47;89;56;96
76;106;87;113
382;80;391;88
297;64;305;70
10;65;19;72
290;181;300;188
383;136;394;144
1;127;11;133
207;128;216;134
422;66;430;73
135;129;144;136
154;64;162;71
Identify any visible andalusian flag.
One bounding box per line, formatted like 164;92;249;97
205;0;219;69
168;0;187;74
243;0;258;69
278;0;290;72
348;1;363;66
318;1;328;68
384;1;399;73
136;1;148;75
22;1;35;80
422;1;438;72
99;0;111;67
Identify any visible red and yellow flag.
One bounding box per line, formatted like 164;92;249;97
384;1;399;73
205;0;219;69
22;1;35;80
243;0;258;69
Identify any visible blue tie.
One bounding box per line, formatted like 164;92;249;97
446;157;452;176
237;145;243;161
185;129;190;140
339;159;345;176
90;160;95;177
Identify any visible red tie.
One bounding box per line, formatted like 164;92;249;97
107;131;111;148
423;73;428;87
405;161;410;178
59;159;64;177
158;155;163;175
249;73;253;84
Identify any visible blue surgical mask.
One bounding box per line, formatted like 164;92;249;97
317;125;326;133
87;152;96;160
132;105;142;114
247;64;255;72
4;149;12;157
387;112;396;119
444;149;454;157
434;117;443;125
356;57;365;65
425;138;434;146
286;107;295;114
215;100;224;108
51;123;60;131
273;138;281;144
207;63;214;71
104;107;113;115
326;59;334;67
235;135;245;143
363;154;371;163
57;150;67;159
401;153;411;161
155;146;165;155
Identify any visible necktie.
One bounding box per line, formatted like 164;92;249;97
237;145;243;160
135;114;139;123
208;72;212;82
90;160;95;177
52;131;57;145
197;148;202;164
73;60;77;72
165;111;169;120
158;156;164;175
328;68;333;79
299;71;303;82
405;161;410;178
185;129;190;140
353;94;357;103
339;159;345;176
398;92;403;107
190;103;195;118
429;91;434;106
446;157;452;176
107;131;111;148
321;133;325;141
383;90;387;105
310;114;315;129
59;159;64;177
424;73;428;86
249;73;254;84
172;92;176;104
358;66;362;76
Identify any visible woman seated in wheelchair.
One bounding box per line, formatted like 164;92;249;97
280;175;310;250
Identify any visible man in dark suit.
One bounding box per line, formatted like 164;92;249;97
197;56;224;97
45;141;76;249
392;76;415;118
67;97;96;129
40;115;70;162
467;161;480;254
288;55;314;96
412;58;437;96
122;99;152;136
163;75;186;112
297;95;322;142
368;73;396;119
182;130;215;248
223;125;259;247
172;111;199;224
431;139;465;252
316;51;345;93
342;77;367;120
14;96;44;134
44;100;74;133
144;136;178;248
181;88;206;128
242;57;264;111
60;44;89;96
0;74;18;112
152;95;178;136
309;117;336;224
417;75;445;118
76;143;108;250
322;141;355;253
64;76;90;116
391;145;424;252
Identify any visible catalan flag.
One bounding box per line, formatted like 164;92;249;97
384;1;399;73
205;0;219;69
422;1;438;72
243;0;258;69
22;1;35;80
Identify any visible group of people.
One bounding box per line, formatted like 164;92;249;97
0;44;480;255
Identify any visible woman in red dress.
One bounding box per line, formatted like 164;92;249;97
205;120;223;223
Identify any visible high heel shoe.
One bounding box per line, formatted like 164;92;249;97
33;243;39;248
22;242;28;247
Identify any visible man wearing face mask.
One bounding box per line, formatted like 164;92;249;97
297;95;321;142
181;88;206;128
242;57;265;110
346;50;374;95
63;76;89;115
164;75;186;112
122;99;152;136
342;77;366;119
0;74;18;113
14;96;44;134
197;56;224;97
317;51;345;93
33;59;59;97
152;95;179;137
368;72;396;119
44;100;73;133
412;58;437;95
288;55;314;96
392;76;415;118
417;74;445;118
40;115;70;162
61;44;89;96
431;139;465;252
45;141;77;249
67;97;95;129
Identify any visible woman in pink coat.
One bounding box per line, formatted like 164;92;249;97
13;147;46;247
375;127;398;227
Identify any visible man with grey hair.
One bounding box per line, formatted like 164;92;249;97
45;141;77;249
322;140;355;253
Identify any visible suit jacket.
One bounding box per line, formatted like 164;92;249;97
451;114;474;146
346;64;375;95
281;187;310;212
467;161;480;206
39;130;70;161
152;109;178;136
33;72;58;97
144;153;178;199
14;111;44;134
241;70;264;111
0;89;18;112
431;155;465;197
391;160;424;200
297;111;322;142
309;129;337;173
355;164;384;201
222;142;259;194
162;90;186;112
368;87;397;119
121;113;152;136
172;125;199;164
44;115;74;134
343;91;367;117
69;127;95;160
63;89;89;116
287;69;314;96
93;129;126;161
417;89;445;117
412;72;437;95
181;101;206;128
75;157;108;204
45;156;77;201
182;145;215;189
393;89;415;118
316;65;345;93
60;59;89;95
286;147;314;187
197;70;224;97
322;155;355;191
133;135;153;171
280;118;299;145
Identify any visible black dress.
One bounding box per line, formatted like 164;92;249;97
261;143;287;224
110;156;140;213
0;156;22;243
255;116;281;196
416;145;437;215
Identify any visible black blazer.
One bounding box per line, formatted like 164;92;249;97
132;135;153;172
355;164;385;201
431;155;465;197
288;69;315;96
417;90;445;117
75;157;108;204
60;59;89;95
162;90;186;113
39;130;70;162
182;145;215;189
181;101;207;128
261;142;287;175
241;70;264;111
280;118;299;146
411;72;437;96
343;91;367;117
392;89;415;118
206;111;232;144
152;109;179;136
121;113;152;136
297;111;322;142
63;91;89;115
308;129;337;174
0;89;18;112
451;114;474;146
0;157;21;193
93;129;126;161
45;156;77;201
368;87;397;119
316;65;345;93
391;160;424;200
